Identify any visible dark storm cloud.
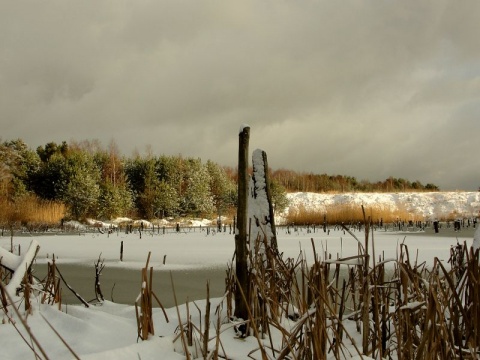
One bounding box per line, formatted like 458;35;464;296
1;1;479;190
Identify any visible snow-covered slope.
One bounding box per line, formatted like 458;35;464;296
284;192;480;219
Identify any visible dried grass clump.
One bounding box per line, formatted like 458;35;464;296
135;252;169;341
221;207;480;359
285;203;415;225
0;195;65;227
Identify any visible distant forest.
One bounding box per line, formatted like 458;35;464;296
270;169;439;193
0;139;439;221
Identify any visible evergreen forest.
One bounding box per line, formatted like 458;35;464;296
0;139;439;222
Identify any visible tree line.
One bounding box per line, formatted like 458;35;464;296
0;139;245;221
1;139;291;222
0;138;438;222
271;169;439;193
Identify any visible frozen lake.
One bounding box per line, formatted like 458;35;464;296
2;225;476;307
33;263;227;308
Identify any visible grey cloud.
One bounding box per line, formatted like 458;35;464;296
1;1;479;190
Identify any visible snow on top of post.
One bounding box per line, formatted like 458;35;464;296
239;124;250;134
248;149;275;252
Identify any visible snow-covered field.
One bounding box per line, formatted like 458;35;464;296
1;192;479;359
285;191;480;220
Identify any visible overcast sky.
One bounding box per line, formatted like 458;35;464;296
1;1;479;191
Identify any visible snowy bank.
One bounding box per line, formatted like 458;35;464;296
284;191;480;219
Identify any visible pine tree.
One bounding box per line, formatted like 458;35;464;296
0;139;40;200
61;151;101;219
152;180;179;218
98;180;133;219
64;171;100;219
181;159;214;216
207;160;236;217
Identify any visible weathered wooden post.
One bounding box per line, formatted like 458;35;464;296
259;149;277;249
235;125;250;321
120;241;124;261
248;148;278;254
362;207;370;355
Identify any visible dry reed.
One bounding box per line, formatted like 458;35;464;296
222;208;480;359
0;195;65;228
135;252;169;341
286;203;425;226
2;208;480;359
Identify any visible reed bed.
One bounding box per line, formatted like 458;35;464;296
0;195;65;227
217;212;480;359
286;203;426;226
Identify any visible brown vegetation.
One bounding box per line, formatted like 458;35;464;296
285;203;419;225
218;212;480;358
135;252;169;341
0;195;65;228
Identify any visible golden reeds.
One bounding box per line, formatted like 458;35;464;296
0;195;65;227
285;203;425;226
222;210;480;359
135;252;169;341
